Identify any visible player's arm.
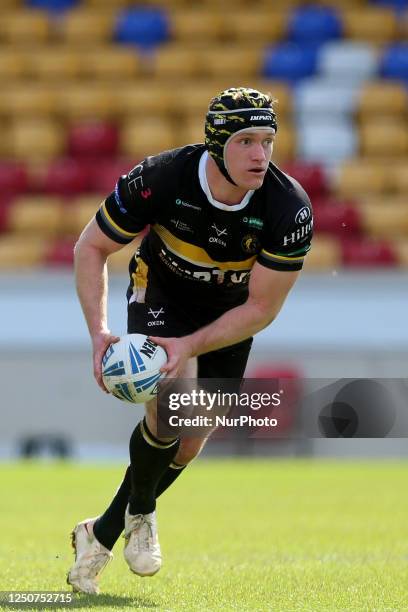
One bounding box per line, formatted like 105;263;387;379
152;263;300;377
74;217;130;391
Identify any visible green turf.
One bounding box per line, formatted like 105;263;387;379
0;460;407;611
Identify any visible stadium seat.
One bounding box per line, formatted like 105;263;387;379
61;9;114;44
318;41;379;82
359;120;408;157
282;162;328;197
2;85;57;118
152;45;201;79
57;85;117;120
341;238;397;266
7;196;63;236
114;8;170;49
87;159;134;194
120;118;175;158
272;123;296;162
65;195;103;236
392;161;408;194
381;43;408;82
226;10;287;44
82;47;140;80
287;5;343;44
0;51;28;81
182;117;205;146
8;120;65;161
108;239;143;272
314;203;363;236
262;43;319;82
357;80;407;118
294;78;358;119
170;9;223;41
82;0;129;7
342;8;397;44
28;49;83;81
67;122;119;159
27;0;78;10
0;236;47;269
175;82;232;118
394;240;408;268
0;10;51;45
0;162;29;196
302;235;342;270
359;202;408;238
118;82;175;117
45;239;75;266
204;46;261;79
297;120;357;164
336;160;390;197
37;159;92;196
370;0;408;12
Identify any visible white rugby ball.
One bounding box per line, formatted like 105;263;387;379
102;333;167;404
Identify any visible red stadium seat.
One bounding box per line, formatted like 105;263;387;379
0;162;29;196
87;158;136;194
314;204;363;237
341;238;397;267
67;122;120;159
37;159;92;197
45;239;75;267
282;162;328;198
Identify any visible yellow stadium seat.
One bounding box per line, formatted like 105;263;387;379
7;196;64;236
0;10;51;45
65;196;103;237
357;81;407;118
121;118;175;157
227;11;287;44
0;236;47;269
82;0;130;7
2;86;57;118
177;81;233;117
118;82;174;117
83;47;140;80
28;48;83;81
170;9;223;41
57;85;117;120
359;120;408;158
393;240;408;267
392;161;408;195
342;8;397;44
181;117;205;146
336;160;390;197
0;50;28;81
203;46;262;79
302;236;341;270
61;9;114;45
8;120;65;161
153;45;202;79
359;202;408;238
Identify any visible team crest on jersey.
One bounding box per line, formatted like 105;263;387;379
241;234;260;254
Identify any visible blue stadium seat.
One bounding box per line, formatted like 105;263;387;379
115;8;169;49
262;44;318;83
381;44;408;83
288;6;342;45
27;0;78;10
319;42;378;83
370;0;408;13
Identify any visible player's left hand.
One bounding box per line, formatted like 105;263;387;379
149;336;193;378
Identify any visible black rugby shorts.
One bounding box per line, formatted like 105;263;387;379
127;300;253;380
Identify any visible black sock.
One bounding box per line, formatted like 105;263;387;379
156;461;186;498
93;467;131;551
128;418;179;515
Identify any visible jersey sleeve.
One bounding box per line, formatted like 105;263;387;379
95;157;160;244
258;188;313;272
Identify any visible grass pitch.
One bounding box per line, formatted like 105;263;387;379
0;459;407;611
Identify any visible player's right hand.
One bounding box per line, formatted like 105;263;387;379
92;330;120;393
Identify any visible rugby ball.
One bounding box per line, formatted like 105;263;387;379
102;334;167;404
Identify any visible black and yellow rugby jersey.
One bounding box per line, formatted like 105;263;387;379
96;144;313;310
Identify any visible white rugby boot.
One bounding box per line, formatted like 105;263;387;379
123;505;162;576
67;517;113;595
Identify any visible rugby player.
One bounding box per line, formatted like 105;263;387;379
67;87;313;594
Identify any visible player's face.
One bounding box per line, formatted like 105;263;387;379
225;130;275;189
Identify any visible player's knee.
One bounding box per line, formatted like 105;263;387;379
175;438;206;465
